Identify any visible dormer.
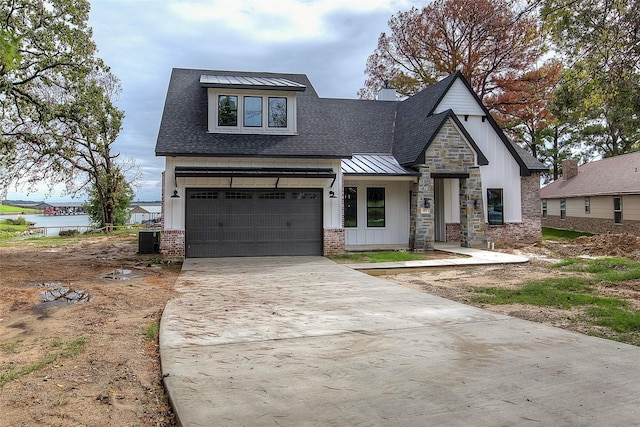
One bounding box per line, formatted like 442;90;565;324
201;75;306;135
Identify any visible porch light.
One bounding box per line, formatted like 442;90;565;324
474;199;479;209
423;197;430;208
171;189;180;198
329;190;337;199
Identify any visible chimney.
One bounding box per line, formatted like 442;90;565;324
377;80;396;101
562;159;579;180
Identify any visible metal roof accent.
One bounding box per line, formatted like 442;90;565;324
199;75;307;91
174;166;335;179
341;154;419;176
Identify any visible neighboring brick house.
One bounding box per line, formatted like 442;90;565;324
541;154;640;236
155;68;546;258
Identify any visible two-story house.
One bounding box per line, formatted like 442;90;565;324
155;68;546;258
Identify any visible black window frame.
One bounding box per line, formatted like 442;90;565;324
243;96;263;127
268;97;287;128
218;95;238;127
366;187;385;228
344;187;357;228
487;188;504;226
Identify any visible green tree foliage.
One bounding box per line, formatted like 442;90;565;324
0;0;138;227
359;0;543;102
542;0;640;157
84;167;134;228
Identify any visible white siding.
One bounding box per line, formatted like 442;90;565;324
435;79;485;116
343;180;411;246
163;157;342;232
435;78;523;223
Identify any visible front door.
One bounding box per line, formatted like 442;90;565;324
434;179;445;242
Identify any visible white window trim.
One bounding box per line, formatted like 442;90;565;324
207;88;298;135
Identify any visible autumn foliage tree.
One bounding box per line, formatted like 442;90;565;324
359;0;543;103
486;61;562;160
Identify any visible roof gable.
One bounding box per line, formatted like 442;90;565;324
424;72;546;176
393;109;488;166
540;152;640;198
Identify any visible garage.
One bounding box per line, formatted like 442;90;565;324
185;188;323;257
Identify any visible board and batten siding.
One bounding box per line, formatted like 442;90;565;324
434;79;523;223
343;180;411;247
163;157;342;232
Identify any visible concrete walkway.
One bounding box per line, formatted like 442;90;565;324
160;255;640;426
345;243;530;273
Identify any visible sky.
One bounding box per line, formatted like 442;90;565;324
6;0;425;202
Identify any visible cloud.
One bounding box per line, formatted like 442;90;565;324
7;0;421;202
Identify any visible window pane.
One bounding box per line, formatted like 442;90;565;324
367;187;385;227
487;188;503;225
218;95;237;126
560;199;566;219
614;197;622;211
542;200;547;218
344;187;357;227
268;97;287;127
614;197;622;224
584;197;590;214
244;96;262;127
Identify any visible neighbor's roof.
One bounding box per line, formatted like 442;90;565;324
540;151;640;198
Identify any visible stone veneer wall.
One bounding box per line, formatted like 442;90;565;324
160;229;185;257
411;121;486;249
323;228;345;255
486;173;542;244
543;216;640;236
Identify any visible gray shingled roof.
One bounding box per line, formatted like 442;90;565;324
540;152;640;198
393;109;489;166
155;68;544;176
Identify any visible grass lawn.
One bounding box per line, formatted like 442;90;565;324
471;257;640;345
328;250;451;263
0;205;39;214
542;227;594;241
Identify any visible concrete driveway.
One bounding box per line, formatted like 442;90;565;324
160;257;640;426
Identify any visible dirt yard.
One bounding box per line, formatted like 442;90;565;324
385;234;640;343
1;233;639;426
0;236;180;426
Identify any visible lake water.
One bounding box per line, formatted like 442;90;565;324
3;205;162;236
3;213;92;236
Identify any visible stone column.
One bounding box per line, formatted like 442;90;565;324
412;165;435;251
459;167;486;248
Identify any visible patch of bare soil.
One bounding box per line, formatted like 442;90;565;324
0;236;180;426
385;234;640;344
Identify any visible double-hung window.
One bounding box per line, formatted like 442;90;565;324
542;200;547;218
584;197;590;214
614;197;622;224
560;199;566;219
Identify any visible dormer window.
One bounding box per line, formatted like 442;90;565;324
201;74;305;135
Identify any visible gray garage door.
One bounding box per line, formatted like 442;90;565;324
185;188;323;258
